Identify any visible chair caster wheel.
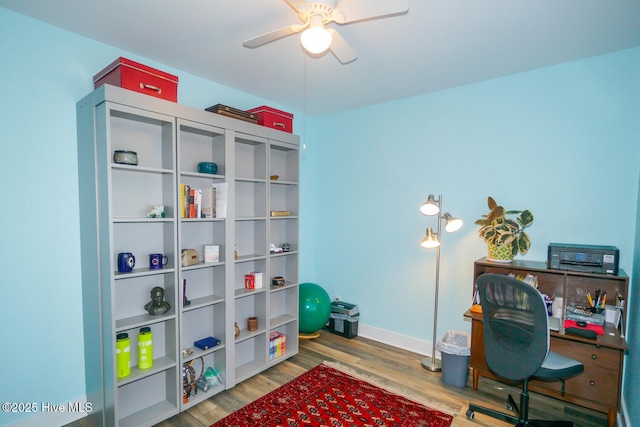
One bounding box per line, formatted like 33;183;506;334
466;409;475;419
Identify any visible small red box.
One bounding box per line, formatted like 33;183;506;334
247;106;293;133
93;57;178;102
244;274;255;289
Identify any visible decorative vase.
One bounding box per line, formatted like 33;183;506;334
487;242;514;263
234;322;240;338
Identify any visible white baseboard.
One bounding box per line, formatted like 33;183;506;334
5;397;90;427
619;394;630;427
357;323;440;359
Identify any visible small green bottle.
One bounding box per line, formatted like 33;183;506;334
138;327;153;370
116;333;131;378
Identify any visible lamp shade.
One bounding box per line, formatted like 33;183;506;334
420;227;440;248
300;24;332;54
443;213;463;233
420;195;440;216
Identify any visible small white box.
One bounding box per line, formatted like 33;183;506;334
204;245;219;263
252;271;263;289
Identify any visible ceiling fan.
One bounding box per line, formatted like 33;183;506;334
242;0;409;64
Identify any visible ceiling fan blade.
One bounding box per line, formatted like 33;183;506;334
334;0;409;24
283;0;310;13
327;28;357;64
243;25;302;48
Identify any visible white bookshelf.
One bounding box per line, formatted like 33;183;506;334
77;85;299;426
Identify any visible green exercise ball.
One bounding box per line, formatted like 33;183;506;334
299;282;331;334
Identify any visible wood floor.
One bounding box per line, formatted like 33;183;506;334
66;330;608;427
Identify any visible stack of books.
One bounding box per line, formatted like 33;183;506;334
269;331;286;360
179;183;227;219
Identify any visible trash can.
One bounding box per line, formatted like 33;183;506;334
437;330;471;388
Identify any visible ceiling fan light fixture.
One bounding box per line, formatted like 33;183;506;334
300;22;332;54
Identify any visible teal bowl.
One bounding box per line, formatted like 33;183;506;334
197;162;217;174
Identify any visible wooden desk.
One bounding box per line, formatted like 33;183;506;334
468;259;628;427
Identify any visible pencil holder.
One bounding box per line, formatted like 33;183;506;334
247;317;258;331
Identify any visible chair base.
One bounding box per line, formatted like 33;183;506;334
467;401;574;426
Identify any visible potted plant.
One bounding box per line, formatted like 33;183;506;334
475;196;534;262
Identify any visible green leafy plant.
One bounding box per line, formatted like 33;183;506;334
475;196;534;256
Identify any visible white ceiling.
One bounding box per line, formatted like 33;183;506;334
2;0;640;115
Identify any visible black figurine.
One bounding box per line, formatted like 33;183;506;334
144;286;171;315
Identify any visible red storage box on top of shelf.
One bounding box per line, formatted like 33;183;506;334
247;106;293;133
93;57;178;102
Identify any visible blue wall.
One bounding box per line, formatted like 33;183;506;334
309;49;640;338
1;6;638;426
307;48;640;424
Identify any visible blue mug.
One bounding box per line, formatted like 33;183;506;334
117;252;135;273
149;253;168;270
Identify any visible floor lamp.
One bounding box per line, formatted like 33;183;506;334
419;194;463;372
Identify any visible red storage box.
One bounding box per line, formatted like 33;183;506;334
247;106;293;133
93;57;178;102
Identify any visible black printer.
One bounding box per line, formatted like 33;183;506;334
548;243;619;275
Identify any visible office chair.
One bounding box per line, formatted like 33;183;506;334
467;274;584;426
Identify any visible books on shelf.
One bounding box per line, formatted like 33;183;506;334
180;183;186;218
269;331;286;360
200;187;215;218
211;183;227;218
179;183;227;219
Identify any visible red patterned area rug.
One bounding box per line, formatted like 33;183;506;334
212;361;454;427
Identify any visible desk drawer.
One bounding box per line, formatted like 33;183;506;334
534;364;618;408
541;338;621;408
550;338;619;370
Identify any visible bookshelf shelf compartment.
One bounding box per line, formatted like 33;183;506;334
116;355;177;387
182;342;226;362
114;267;176;279
117;369;179;427
115;312;177;332
113;217;174;223
181;261;224;271
270;314;296;329
182;294;225;312
180;171;225;180
112;164;174;175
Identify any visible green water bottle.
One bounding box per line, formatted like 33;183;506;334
116;333;131;378
138;327;153;370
